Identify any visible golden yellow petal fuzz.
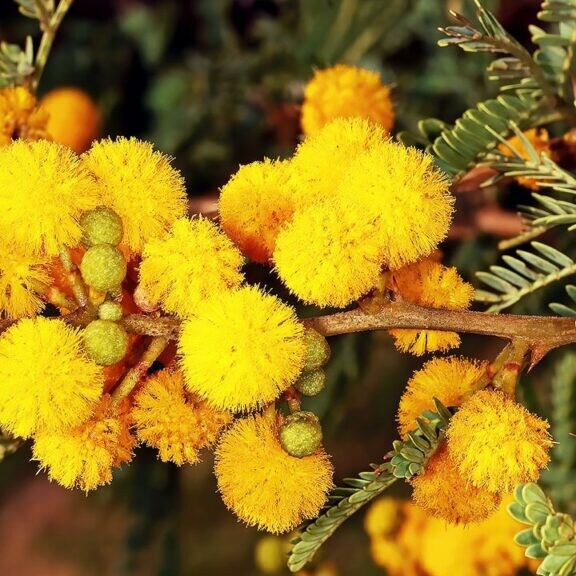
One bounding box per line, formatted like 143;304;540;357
447;389;553;493
301;65;394;137
219;159;297;263
335;142;453;269
0;317;104;438
33;395;135;491
41;87;102;154
132;369;232;465
214;412;333;533
397;356;487;439
139;217;244;318
411;444;501;524
290;117;386;205
273;201;383;308
82;137;187;254
178;286;305;412
0;86;49;145
0;140;99;256
0;244;50;319
389;259;474;355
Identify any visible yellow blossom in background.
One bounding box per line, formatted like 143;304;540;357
132;369;232;465
0;243;50;319
219;158;297;263
138;217;244;318
301;65;394;137
41;87;102;154
334;141;453;269
447;389;553;493
273;200;383;308
33;395;135;491
388;258;474;355
214;412;333;533
0;317;103;438
0;86;49;145
290;117;385;204
82;137;187;254
178;286;305;412
0;140;99;256
410;444;501;524
397;356;487;438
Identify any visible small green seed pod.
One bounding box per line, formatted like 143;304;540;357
279;411;323;458
80;206;123;247
80;243;127;292
294;368;326;397
302;327;331;371
98;301;123;322
83;319;129;366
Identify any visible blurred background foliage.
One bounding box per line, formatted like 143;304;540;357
0;1;569;575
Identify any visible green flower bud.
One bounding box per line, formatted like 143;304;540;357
294;368;326;396
80;206;123;247
98;301;123;322
83;319;129;366
80;244;127;292
279;411;323;458
303;327;331;371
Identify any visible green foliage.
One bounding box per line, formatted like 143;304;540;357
0;38;34;87
510;483;576;575
288;401;450;572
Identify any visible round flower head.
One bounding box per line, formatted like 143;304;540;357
273;199;383;308
397;356;486;438
301;64;394;137
132;369;232;465
214;411;333;533
411;444;501;524
178;286;305;412
0;243;50;319
0;140;99;256
0;317;104;437
0;86;49;145
389;259;474;355
33;395;135;491
447;389;553;493
139;217;244;318
82;137;187;254
219;159;297;263
290;117;385;205
41;87;101;153
335;141;453;269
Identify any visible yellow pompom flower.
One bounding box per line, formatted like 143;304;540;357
0;140;99;256
290;117;385;204
335;141;453;269
178;286;305;412
389;259;474;355
33;395;135;491
446;389;553;493
0;86;49;145
82;137;187;254
301;65;394;137
0;317;104;438
138;217;244;318
132;369;232;465
273;200;383;308
411;444;501;524
0;243;50;319
219;159;297;263
41;87;102;154
397;356;487;439
214;411;333;533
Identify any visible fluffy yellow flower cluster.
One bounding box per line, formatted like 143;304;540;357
0;86;49;146
398;357;553;523
365;497;536;576
221;117;454;308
